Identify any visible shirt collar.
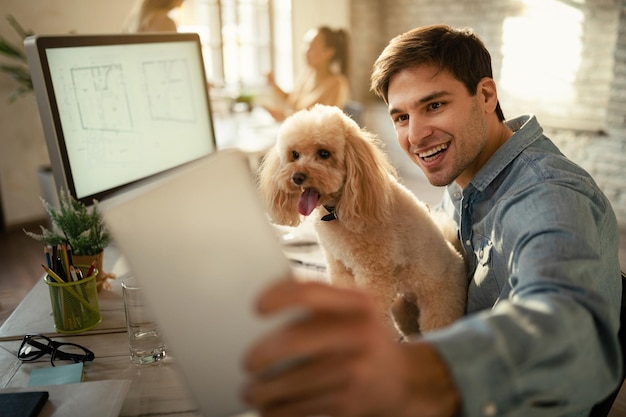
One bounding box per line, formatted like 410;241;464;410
468;114;543;192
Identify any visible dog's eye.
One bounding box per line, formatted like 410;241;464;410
292;151;299;160
318;149;331;159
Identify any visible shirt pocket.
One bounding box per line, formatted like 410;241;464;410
467;235;499;312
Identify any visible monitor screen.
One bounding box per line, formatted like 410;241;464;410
25;33;216;205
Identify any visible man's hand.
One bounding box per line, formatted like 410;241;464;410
243;280;461;417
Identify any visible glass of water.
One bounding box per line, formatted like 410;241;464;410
122;275;166;365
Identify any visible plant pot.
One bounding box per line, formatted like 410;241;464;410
73;251;111;292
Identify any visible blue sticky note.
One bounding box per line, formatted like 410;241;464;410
28;362;84;387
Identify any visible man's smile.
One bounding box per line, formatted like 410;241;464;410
416;142;450;163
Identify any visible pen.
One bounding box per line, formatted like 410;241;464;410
52;245;58;269
44;246;52;269
55;256;67;282
86;260;96;278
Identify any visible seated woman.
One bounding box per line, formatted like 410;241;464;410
265;26;350;121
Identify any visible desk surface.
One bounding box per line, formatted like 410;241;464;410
0;224;326;417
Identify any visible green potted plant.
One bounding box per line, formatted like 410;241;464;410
0;14;33;101
24;189;113;292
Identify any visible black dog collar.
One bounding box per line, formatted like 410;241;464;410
321;205;337;221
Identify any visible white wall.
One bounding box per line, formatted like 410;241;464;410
0;0;132;228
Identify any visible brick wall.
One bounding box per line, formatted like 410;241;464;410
351;0;626;227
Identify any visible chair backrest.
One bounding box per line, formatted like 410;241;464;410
344;100;363;126
588;271;626;417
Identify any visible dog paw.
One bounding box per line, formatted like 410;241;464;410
390;294;421;336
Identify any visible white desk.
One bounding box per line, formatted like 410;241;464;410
0;226;326;416
213;106;281;170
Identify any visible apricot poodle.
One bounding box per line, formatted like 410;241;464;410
257;104;467;336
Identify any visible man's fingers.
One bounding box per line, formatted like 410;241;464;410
244;303;371;375
256;279;376;317
244;352;353;417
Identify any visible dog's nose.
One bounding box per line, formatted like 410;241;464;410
292;172;306;185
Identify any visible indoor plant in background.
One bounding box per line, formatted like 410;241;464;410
0;14;33;101
23;189;114;292
1;15;61;227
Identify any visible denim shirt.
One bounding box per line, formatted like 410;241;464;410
424;115;622;417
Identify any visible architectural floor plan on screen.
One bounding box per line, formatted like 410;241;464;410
71;58;196;133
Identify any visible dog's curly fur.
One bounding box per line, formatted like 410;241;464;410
257;104;467;335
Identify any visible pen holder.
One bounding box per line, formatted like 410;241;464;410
45;267;102;334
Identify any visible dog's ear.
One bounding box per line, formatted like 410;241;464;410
257;147;302;226
338;117;395;231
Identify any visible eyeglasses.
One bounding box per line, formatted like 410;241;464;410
18;334;95;367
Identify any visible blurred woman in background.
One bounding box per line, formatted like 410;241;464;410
264;26;350;121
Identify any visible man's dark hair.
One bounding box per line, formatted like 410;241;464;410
370;24;505;121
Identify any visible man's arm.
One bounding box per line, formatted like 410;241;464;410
426;181;622;416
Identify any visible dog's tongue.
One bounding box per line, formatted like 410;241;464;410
297;188;319;216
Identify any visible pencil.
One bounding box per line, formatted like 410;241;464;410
42;264;65;284
60;244;70;279
69;265;79;282
66;244;74;269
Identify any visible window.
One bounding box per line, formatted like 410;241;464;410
501;0;582;103
177;0;291;92
499;0;601;130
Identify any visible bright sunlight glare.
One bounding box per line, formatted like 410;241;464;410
500;0;583;102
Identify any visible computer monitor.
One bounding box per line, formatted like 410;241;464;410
25;32;216;206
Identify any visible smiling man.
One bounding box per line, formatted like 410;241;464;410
243;24;622;417
386;65;510;188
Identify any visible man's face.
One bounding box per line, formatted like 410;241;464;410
387;65;492;188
